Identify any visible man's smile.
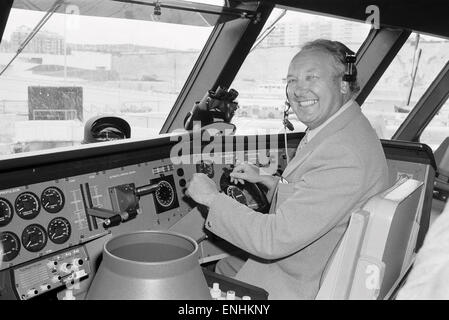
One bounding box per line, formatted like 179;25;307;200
298;99;319;107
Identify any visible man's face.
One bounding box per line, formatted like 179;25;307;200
287;50;345;129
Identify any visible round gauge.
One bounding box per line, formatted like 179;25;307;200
226;186;247;205
0;231;20;262
0;198;14;227
196;160;214;178
155;180;175;208
15;192;40;220
41;187;65;214
21;224;47;253
47;217;71;245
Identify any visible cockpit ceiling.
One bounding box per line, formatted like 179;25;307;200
249;0;449;40
11;0;246;27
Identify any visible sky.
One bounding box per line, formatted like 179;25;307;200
2;6;358;51
3;6;215;50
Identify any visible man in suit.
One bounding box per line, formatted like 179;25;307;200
187;39;389;299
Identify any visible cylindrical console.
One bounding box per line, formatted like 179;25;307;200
86;230;211;300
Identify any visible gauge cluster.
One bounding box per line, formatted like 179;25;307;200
0;180;107;271
0;158;193;271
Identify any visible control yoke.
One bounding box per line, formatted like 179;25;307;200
184;86;239;131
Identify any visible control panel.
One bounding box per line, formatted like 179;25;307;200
13;245;90;300
0;132;287;300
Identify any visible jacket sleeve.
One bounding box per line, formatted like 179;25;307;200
205;143;365;260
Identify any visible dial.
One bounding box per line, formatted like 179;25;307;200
0;231;20;262
0;198;14;227
155;180;175;207
226;186;247;205
41;187;65;214
21;224;47;253
196;160;214;178
48;217;71;244
15;192;40;220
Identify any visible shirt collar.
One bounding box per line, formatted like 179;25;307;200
306;99;354;142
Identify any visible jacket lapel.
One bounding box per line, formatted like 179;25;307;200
281;101;362;180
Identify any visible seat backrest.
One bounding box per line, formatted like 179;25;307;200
316;178;423;300
433;136;449;177
381;140;436;252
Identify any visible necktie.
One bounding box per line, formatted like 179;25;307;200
297;129;309;151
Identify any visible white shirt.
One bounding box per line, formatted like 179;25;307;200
306;99;354;143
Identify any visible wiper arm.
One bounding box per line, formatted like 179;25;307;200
0;0;65;77
250;9;286;53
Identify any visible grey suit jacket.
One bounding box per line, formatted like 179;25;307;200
205;101;389;299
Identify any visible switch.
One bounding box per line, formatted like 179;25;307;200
74;269;87;280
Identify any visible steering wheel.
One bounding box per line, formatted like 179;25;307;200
219;166;270;214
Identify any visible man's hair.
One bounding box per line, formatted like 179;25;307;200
299;39;360;95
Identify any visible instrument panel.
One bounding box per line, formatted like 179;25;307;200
0;131;290;300
0;147;282;273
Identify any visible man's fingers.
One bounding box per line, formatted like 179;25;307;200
230;172;247;180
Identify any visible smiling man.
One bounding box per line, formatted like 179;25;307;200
187;39;389;299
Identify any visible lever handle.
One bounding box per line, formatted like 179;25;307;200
135;183;160;197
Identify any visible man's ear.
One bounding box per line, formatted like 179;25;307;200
340;81;349;94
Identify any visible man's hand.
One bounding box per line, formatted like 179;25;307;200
230;162;261;185
186;173;219;206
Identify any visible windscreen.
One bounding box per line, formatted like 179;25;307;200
0;0;227;156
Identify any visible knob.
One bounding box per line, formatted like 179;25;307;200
62;289;76;300
26;289;38;297
72;258;84;267
59;263;72;273
40;284;51;292
210;282;221;300
226;290;235;300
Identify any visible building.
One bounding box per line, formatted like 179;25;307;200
10;25;65;55
261;18;368;48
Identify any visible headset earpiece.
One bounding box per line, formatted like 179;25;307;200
342;53;356;82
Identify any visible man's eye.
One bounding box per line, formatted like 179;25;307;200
306;75;319;81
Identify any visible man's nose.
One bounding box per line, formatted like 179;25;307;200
292;80;309;97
